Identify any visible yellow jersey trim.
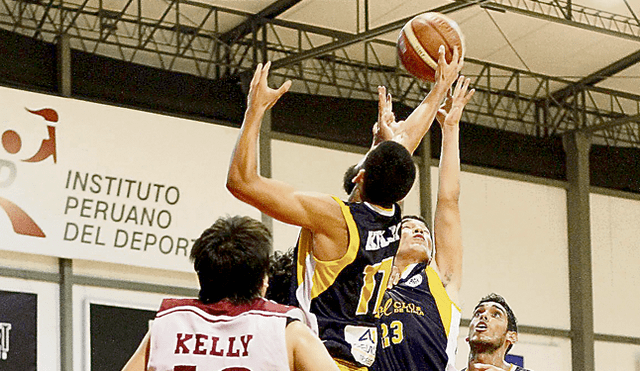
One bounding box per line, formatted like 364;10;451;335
296;197;361;299
426;266;454;337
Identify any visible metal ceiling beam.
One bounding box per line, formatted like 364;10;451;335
487;0;640;42
550;49;640;102
569;113;640;135
218;0;303;45
270;0;489;70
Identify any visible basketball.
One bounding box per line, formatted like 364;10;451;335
397;12;465;82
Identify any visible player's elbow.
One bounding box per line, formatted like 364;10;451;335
436;189;460;204
226;168;251;200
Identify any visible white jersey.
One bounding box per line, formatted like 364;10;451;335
147;297;302;371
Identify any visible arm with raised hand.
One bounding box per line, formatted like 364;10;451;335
374;45;463;155
432;76;474;305
226;62;347;260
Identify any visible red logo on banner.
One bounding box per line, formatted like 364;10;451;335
0;107;58;238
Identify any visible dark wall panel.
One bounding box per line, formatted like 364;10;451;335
430;123;567;180
90;303;155;371
272;92;412;148
274;92;567;181
591;145;640;192
71;51;246;125
0;28;57;93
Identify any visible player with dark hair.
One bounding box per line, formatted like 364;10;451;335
227;46;461;371
267;248;296;305
369;75;473;371
464;293;532;371
121;215;339;371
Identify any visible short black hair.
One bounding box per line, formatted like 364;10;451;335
343;164;359;195
190;215;272;305
476;293;518;353
266;248;295;305
361;141;416;208
401;215;430;231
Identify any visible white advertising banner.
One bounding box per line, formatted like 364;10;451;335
0;86;259;272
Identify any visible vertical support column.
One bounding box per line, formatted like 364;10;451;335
260;109;273;232
57;34;72;97
419;132;432;225
58;32;74;371
563;131;594;371
59;258;73;371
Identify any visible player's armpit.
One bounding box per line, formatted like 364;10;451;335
286;320;340;371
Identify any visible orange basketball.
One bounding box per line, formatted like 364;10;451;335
397;12;465;82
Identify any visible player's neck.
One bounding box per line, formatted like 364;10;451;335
468;348;510;370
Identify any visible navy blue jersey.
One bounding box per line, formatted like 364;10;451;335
372;263;461;371
290;197;402;367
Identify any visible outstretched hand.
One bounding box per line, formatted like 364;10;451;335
434;45;464;91
247;61;292;113
372;86;403;146
442;75;475;127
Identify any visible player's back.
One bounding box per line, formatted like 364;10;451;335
291;198;402;367
147;297;300;371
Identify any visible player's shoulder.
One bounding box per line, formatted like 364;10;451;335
156;297;299;318
252;297;300;314
157;297;200;313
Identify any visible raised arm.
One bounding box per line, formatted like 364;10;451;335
433;76;474;305
226;62;347;259
374;45;463;154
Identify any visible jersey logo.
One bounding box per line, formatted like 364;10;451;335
365;224;400;251
405;274;423;288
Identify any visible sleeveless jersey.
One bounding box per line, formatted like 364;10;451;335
147;297;302;371
371;263;461;371
290;197;402;367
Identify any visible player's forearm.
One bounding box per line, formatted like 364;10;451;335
437;123;460;202
226;108;266;200
397;83;449;153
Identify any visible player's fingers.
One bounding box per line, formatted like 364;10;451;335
465;88;476;102
387;93;393;112
261;61;272;82
437;44;446;64
452;46;464;71
250;63;263;88
461;77;471;96
277;80;292;96
378;87;386;120
454;75;464;95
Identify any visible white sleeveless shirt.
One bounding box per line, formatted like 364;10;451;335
147;298;302;371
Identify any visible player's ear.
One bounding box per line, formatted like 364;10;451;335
352;168;365;184
260;274;269;297
506;330;518;347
